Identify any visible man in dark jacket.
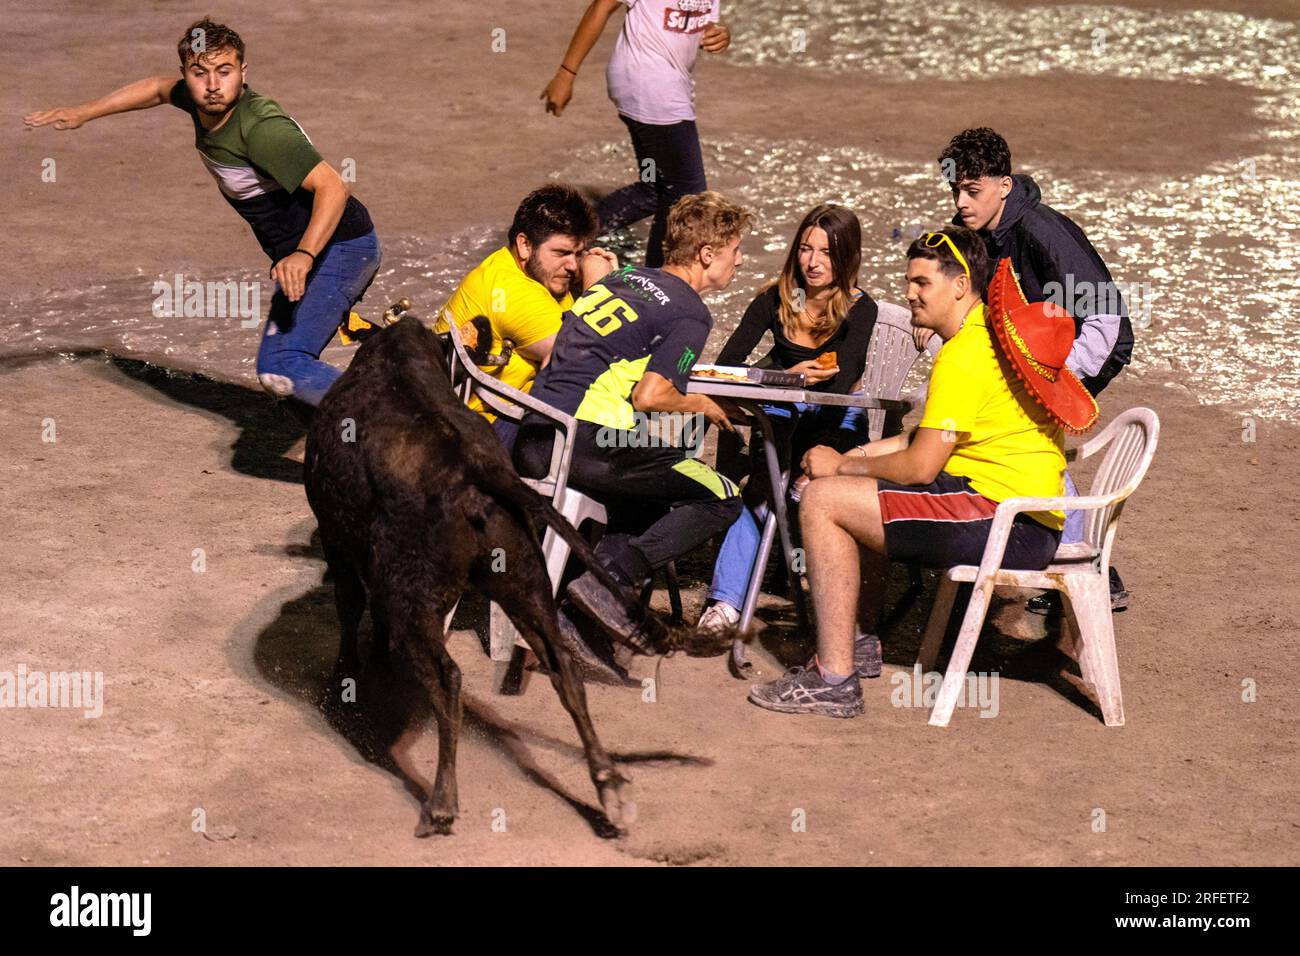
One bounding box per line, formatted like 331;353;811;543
938;127;1134;610
939;127;1133;396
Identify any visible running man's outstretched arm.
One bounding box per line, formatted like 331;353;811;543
541;0;622;116
24;74;177;130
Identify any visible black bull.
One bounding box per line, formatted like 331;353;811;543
303;316;671;836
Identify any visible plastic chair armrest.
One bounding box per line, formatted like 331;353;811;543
973;490;1131;582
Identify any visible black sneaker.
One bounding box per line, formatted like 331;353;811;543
547;605;638;687
748;661;864;718
565;570;663;656
1026;591;1063;616
1028;569;1131;615
337;310;381;344
1108;566;1130;612
855;632;883;679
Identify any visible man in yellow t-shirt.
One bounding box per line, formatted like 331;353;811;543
750;227;1094;718
436;184;617;443
912;300;1066;532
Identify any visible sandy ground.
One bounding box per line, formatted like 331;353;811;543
2;355;1296;866
2;0;1298;865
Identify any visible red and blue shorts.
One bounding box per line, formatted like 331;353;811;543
877;472;1060;570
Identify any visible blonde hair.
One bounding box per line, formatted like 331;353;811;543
662;192;753;267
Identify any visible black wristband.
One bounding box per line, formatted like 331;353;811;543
559;64;578;77
293;248;317;264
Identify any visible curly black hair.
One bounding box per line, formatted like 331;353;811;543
508;184;599;249
177;17;245;67
938;127;1012;184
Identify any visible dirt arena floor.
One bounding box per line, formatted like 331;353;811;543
2;0;1297;865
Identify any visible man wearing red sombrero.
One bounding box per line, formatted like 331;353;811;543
749;227;1096;718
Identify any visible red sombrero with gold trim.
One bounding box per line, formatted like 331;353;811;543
986;258;1099;434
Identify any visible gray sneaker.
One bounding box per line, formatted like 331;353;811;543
748;661;864;718
855;632;883;679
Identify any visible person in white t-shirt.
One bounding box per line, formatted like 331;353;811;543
542;0;730;267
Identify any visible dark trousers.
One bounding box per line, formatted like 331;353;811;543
597;115;708;268
515;422;741;581
492;416;519;454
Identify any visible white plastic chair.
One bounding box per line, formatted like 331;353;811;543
861;301;942;443
442;321;609;677
916;407;1160;727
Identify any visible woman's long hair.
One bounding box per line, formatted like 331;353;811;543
771;203;862;342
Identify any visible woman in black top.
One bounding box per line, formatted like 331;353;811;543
699;204;878;632
717;273;878;397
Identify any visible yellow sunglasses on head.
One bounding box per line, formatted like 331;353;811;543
921;231;971;281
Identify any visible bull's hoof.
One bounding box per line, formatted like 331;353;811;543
415;809;457;838
596;771;637;833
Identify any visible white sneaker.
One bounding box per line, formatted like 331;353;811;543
695;602;740;638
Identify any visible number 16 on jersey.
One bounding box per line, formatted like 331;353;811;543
572;285;639;337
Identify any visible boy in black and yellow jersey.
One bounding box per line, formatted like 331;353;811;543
516;192;749;649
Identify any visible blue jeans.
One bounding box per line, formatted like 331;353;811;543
1062;470;1084;544
256;230;381;406
708;400;869;609
597;115;707;268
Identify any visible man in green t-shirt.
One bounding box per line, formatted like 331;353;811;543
24;17;379;407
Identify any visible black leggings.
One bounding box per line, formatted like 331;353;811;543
515;422;741;580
